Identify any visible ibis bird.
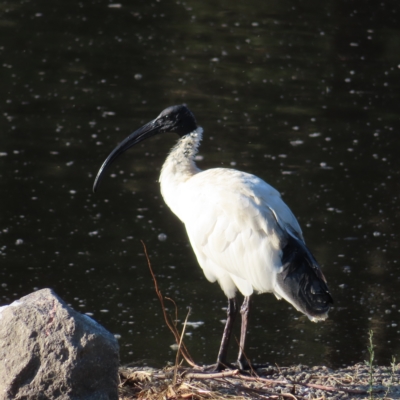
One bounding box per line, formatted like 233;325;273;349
93;105;333;370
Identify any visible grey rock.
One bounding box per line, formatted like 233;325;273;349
0;288;119;400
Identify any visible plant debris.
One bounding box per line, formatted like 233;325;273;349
118;362;400;400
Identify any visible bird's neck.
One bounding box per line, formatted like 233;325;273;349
159;127;203;219
160;127;203;179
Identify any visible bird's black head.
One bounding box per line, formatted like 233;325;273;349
155;105;197;137
93;105;198;192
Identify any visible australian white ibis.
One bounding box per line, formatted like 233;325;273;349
93;105;333;370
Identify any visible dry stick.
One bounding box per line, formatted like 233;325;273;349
185;371;372;396
165;296;179;325
237;374;372;395
185;371;286;384
141;240;197;368
234;335;259;378
185;372;301;400
185;369;240;379
173;307;192;385
223;384;301;400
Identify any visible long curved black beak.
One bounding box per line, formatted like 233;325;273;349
93;119;162;193
93;104;198;193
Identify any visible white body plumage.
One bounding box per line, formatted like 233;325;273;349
160;128;307;310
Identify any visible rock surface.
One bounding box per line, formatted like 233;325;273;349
0;288;119;400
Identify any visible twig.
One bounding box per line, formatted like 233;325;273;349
234;335;258;378
165;296;179;325
185;369;240;379
173;307;191;385
141;240;197;368
237;374;375;395
226;384;302;399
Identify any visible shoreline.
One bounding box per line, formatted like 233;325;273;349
118;361;399;399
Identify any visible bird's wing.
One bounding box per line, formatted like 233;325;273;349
247;173;305;242
178;168;304;296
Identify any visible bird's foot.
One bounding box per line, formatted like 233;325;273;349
235;360;273;372
236;358;249;371
203;361;236;372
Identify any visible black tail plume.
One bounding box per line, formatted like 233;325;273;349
277;235;333;319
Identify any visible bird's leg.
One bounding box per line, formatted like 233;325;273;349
216;297;238;370
237;295;251;370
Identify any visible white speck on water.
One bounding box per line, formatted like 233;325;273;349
309;132;321;137
0;152;7;157
170;344;179;350
134;74;142;80
158;233;167;242
88;231;99;236
108;3;122;8
290;140;304;146
69;190;76;195
343;266;351;273
114;334;122;339
100;309;109;313
373;231;381;237
194;155;204;161
15;239;23;245
185;321;204;328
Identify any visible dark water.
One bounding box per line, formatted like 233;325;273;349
1;0;399;368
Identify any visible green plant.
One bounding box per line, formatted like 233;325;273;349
383;356;397;399
364;329;375;399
